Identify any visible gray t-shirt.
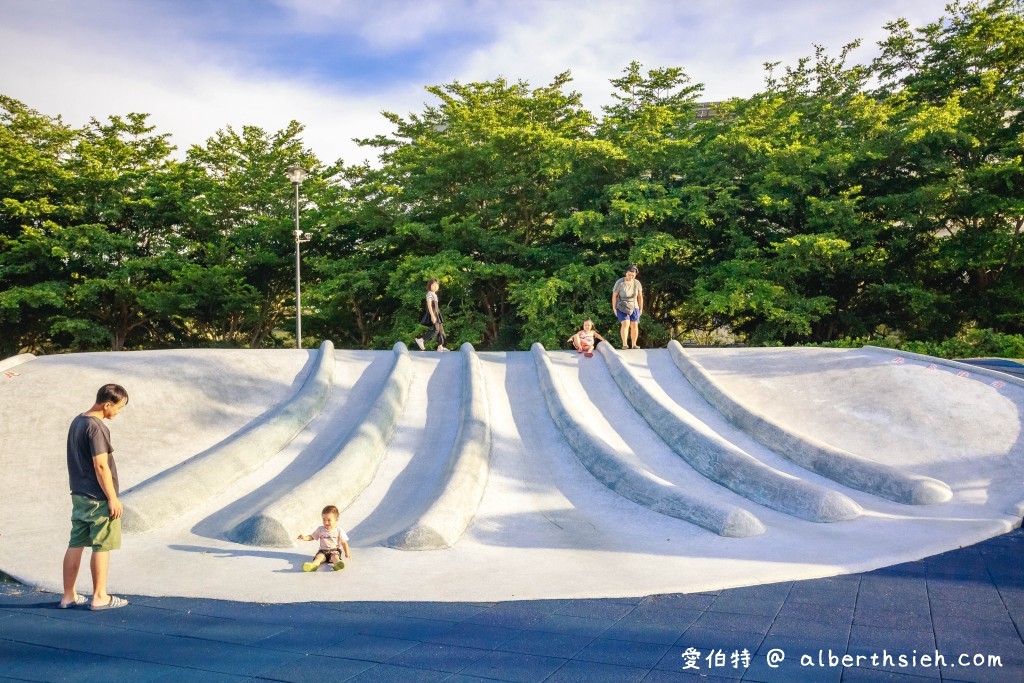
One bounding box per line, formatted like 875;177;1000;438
613;277;643;312
67;414;117;500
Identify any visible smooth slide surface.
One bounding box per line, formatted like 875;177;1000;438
0;344;1021;602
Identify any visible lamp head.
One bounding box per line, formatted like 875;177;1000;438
285;165;308;184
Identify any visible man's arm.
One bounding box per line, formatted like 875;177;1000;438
92;453;122;519
637;289;644;314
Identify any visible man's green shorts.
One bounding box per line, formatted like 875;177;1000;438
68;494;121;552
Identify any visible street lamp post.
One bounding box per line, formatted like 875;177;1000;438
285;165;310;349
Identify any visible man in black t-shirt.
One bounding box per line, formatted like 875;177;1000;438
60;384;130;610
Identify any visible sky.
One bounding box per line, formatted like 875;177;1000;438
0;0;950;166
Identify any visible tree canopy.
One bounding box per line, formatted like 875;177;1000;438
2;1;1021;357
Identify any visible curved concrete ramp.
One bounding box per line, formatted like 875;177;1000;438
532;343;765;537
0;344;1021;602
668;341;953;505
230;343;413;547
597;342;861;522
121;341;336;532
385;342;492;550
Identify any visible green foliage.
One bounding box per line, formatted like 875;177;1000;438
2;1;1022;354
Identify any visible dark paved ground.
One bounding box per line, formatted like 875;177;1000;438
1;528;1022;682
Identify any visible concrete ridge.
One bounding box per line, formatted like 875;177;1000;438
384;342;492;550
863;345;1024;389
667;341;953;506
596;343;862;523
531;343;765;538
121;341;336;532
230;342;413;547
0;353;35;374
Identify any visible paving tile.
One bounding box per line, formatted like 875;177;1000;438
599;618;690;645
554;598;638;620
929;597;1012;622
839;666;936;681
620;605;702;627
425;621;518;650
149;669;249;682
250;623;360;654
329;602;420;618
572;637;671;668
776;601;855;625
81;603;227;636
527;613;616;638
497;630;592;658
0;639;177;682
856;592;931;616
640;593;718;611
707;595;785;618
692;610;773;635
848;624;935;653
925;578;1004;606
459;650;567;682
399;602;491;623
932;614;1023;646
346;662;451;682
870;563;927;578
466;603;560;629
187;617;293;645
257;654;374;682
544;658;649;682
329;633;420;662
385;641;491;673
786;584;858;608
464;609;551;630
767;614;851;642
852;606;931;631
357;616;455;641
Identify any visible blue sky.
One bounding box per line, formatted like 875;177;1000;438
0;0;949;165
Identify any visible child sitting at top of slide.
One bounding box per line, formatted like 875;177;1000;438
297;504;351;572
567;319;605;357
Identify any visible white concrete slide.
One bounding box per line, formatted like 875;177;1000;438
0;353;35;373
667;341;952;505
863;346;1024;389
230;342;413;547
532;343;765;538
121;341;336;532
385;342;492;550
596;343;861;522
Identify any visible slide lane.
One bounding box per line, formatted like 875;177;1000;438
596;343;861;523
669;341;953;506
343;349;464;547
534;343;765;537
229;343;412;547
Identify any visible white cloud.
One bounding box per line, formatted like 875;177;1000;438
0;0;951;166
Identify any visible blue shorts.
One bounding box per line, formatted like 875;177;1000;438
615;308;641;322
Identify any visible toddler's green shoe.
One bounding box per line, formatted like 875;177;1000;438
302;562;317;572
333;560;346;571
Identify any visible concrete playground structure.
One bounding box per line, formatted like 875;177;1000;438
0;343;1021;603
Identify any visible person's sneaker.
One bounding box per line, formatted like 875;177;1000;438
437;346;451;352
414;337;425;351
333;560;346;571
302;562;317;572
